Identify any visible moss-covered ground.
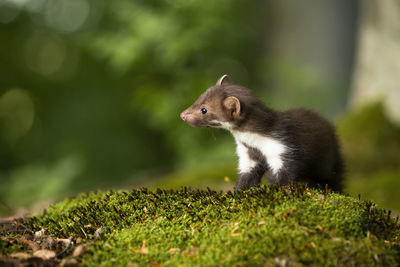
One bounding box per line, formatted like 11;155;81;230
1;184;400;266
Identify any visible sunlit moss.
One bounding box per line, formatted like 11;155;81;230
10;185;398;266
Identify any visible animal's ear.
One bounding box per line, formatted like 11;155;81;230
223;96;241;118
216;74;230;86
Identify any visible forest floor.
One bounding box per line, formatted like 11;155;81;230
1;184;400;266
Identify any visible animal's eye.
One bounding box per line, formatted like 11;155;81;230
201;108;207;114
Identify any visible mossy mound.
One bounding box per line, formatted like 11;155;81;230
1;184;400;266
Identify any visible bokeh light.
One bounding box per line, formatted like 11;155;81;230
44;0;90;33
0;88;34;142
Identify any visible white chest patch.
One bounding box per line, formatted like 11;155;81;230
235;141;257;174
207;120;287;174
232;131;287;175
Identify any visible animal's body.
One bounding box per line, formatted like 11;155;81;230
180;75;343;191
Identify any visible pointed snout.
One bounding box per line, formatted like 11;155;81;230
180;109;195;125
180;110;189;121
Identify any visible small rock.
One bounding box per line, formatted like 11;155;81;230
33;249;56;260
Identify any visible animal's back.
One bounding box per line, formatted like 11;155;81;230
277;108;343;191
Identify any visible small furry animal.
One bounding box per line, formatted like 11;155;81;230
180;75;343;191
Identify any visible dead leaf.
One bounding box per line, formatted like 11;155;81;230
131;240;148;254
306;242;316;249
10;252;32;260
140;240;148;254
60;258;78;266
168;248;180;254
231;226;242;236
283;209;295;219
258;221;266;227
33;249;56;260
72;245;85;257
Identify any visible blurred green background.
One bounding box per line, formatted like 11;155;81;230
0;0;399;216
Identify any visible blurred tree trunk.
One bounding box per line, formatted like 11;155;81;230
261;0;358;117
350;0;400;124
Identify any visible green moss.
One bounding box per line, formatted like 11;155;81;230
5;185;395;266
3;103;400;265
0;239;25;256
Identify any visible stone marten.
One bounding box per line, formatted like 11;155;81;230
180;75;343;191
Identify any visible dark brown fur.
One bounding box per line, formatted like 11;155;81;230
181;75;344;191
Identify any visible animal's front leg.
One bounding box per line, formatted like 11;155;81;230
266;167;296;185
235;164;265;190
234;142;265;190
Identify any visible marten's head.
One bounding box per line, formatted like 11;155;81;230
180;75;254;129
